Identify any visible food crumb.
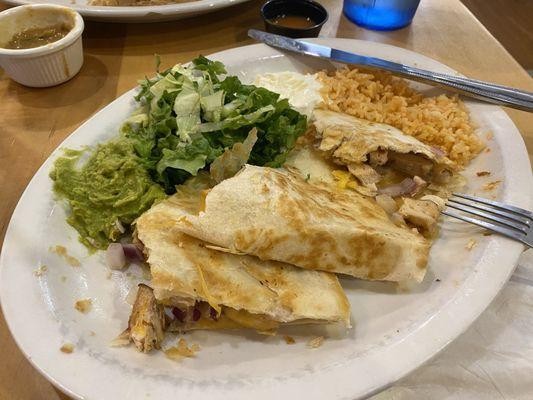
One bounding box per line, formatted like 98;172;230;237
60;343;74;353
33;265;48;276
483;180;501;191
435;278;441;282
89;331;96;336
106;271;112;280
476;171;491;177
50;245;81;267
109;330;131;347
485;148;491;153
284;335;296;345
74;298;92;313
485;131;494;140
483;232;493;236
466;239;477;250
307;336;324;349
164;338;200;361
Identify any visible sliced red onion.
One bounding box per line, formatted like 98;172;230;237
106;243;126;270
430;146;446;158
379;178;417;197
121;243;145;263
192;307;201;322
209;307;219;321
172;307;186;323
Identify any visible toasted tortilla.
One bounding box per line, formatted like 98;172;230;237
135;202;351;328
167;165;430;283
313;109;454;168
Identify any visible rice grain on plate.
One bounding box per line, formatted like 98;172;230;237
318;68;484;167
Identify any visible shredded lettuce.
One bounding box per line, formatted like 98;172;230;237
123;56;308;193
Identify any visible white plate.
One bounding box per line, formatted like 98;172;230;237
2;0;252;22
1;39;532;400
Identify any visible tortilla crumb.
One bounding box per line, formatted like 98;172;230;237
164;338;200;361
485;148;491;153
466;239;477;250
284;335;296;345
109;330;131;347
60;343;74;353
476;171;491;177
34;265;48;276
51;245;81;267
483;180;501;191
307;336;324;349
74;298;92;313
89;331;96;336
486;131;494;140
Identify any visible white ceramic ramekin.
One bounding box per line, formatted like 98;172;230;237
0;4;84;88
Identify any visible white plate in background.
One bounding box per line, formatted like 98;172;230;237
1;0;252;22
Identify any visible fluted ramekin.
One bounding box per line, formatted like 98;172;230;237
0;4;84;88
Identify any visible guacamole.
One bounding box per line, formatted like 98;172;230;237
50;139;166;250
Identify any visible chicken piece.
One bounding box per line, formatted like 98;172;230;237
127;284;167;353
398;197;441;237
387;152;434;179
368;149;388;167
347;163;381;186
432;164;453;184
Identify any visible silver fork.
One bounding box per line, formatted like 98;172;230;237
442;193;533;248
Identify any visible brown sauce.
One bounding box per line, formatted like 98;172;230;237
269;14;316;29
4;24;71;50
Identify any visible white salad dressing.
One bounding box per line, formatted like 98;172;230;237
253;71;324;119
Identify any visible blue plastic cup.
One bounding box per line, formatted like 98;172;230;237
343;0;421;31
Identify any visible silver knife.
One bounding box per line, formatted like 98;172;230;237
248;29;533;112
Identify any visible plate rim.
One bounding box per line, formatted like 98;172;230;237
1;38;532;400
1;0;252;21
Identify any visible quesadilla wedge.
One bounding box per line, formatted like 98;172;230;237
168;165;430;283
134;197;351;333
312;109;456;197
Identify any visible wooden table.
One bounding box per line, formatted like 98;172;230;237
0;0;532;398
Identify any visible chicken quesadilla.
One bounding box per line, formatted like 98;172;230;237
312;109;456;197
168;164;430;283
132;193;351;342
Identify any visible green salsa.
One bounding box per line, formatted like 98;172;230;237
50;139;166;250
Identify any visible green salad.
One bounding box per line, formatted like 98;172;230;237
50;56;308;249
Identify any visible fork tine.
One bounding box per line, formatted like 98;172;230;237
447;199;530;229
452;193;533;219
442;210;527;244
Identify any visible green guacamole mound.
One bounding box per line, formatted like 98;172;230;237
50;139;166;250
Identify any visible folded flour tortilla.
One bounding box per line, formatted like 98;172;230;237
312;109;456;190
135;195;351;331
166;165;430;283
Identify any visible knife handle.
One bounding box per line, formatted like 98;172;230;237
366;59;533;112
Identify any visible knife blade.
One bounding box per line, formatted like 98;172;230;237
248;29;533;112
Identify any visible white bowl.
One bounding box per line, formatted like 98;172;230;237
0;4;84;87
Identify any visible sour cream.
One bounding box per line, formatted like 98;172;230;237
253;71;323;118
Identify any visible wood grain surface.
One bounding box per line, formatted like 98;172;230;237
0;0;532;398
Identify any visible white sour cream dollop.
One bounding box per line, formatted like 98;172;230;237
253;71;323;119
